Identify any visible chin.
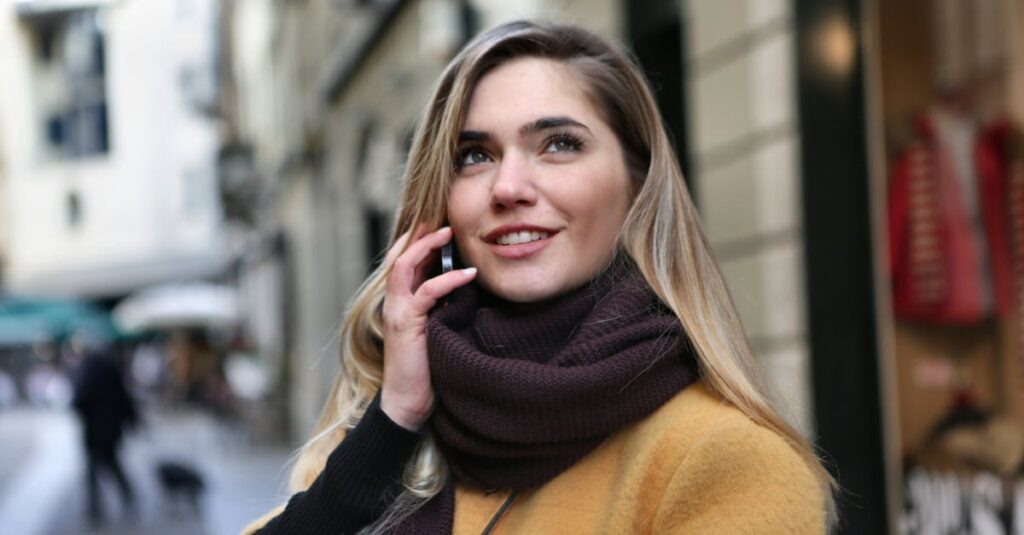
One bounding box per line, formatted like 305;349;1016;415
480;273;572;303
490;286;555;303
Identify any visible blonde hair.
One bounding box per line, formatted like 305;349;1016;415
288;19;836;530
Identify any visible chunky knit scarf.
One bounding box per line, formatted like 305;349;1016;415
390;258;698;533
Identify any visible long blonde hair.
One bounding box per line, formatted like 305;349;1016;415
288;19;836;529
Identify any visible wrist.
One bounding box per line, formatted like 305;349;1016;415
379;390;432;431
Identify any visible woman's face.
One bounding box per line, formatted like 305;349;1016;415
447;57;633;302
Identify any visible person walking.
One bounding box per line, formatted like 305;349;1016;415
72;345;139;525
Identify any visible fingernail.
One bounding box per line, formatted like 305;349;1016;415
462;267;477;276
437;226;451;234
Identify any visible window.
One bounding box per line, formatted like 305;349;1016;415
31;10;110;159
66;190;82;227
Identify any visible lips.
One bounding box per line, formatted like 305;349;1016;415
483;224;559;244
482;224;559;259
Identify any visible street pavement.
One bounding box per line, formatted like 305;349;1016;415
0;405;294;535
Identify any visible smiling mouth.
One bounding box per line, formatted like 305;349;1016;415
495;230;550;245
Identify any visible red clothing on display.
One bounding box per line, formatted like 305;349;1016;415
887;113;1017;325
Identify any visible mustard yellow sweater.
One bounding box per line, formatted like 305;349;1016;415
244;381;825;534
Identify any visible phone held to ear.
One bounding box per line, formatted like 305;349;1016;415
441;242;454;274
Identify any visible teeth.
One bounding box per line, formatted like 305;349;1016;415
496;231;549;245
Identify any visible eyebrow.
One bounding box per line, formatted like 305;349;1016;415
458;116;591;143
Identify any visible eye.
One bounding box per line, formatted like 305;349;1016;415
457;147;491;169
543;132;585;154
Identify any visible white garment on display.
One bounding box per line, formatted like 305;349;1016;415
932;107;996;313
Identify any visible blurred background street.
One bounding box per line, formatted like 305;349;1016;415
0;0;1022;533
0;405;291;535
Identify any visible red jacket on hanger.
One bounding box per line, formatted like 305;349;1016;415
887;114;1016;324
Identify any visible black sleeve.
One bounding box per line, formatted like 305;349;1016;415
255;392;423;534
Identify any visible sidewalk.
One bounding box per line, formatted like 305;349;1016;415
0;408;80;535
0;409;43;495
0;405;294;535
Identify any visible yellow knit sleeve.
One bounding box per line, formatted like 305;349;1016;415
651;415;826;534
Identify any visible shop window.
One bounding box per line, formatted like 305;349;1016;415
29;10;110;160
876;0;1024;530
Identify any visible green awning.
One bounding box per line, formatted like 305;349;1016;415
0;297;124;347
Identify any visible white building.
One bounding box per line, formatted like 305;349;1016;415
0;0;227;298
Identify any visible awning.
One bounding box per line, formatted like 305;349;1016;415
113;282;240;333
0;297;119;347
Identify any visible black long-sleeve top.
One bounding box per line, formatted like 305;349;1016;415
255;393;422;534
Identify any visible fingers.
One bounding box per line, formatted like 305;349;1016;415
410;267;477;311
385;223;478;321
383;223;429;269
389;226;455;294
383;233;408;269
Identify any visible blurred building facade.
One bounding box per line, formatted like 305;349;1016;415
0;0;227;298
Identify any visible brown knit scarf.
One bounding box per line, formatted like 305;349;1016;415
390;258;698;533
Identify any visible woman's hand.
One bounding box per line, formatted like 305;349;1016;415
380;225;477;430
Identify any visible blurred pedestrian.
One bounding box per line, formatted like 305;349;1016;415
247;20;834;534
71;345;139;525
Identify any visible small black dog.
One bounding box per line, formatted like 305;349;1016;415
156;460;206;516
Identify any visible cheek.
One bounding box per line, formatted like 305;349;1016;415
567;174;631;241
446;184;469;227
446;183;482;240
580;201;626;248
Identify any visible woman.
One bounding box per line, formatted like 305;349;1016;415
246;20;834;534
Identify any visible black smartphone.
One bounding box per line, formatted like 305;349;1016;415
441;242;455;274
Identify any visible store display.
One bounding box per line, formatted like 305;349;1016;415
879;0;1024;531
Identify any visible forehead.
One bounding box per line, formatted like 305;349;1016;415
463;57;598;128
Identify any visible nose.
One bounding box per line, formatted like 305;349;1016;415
489;152;538;210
